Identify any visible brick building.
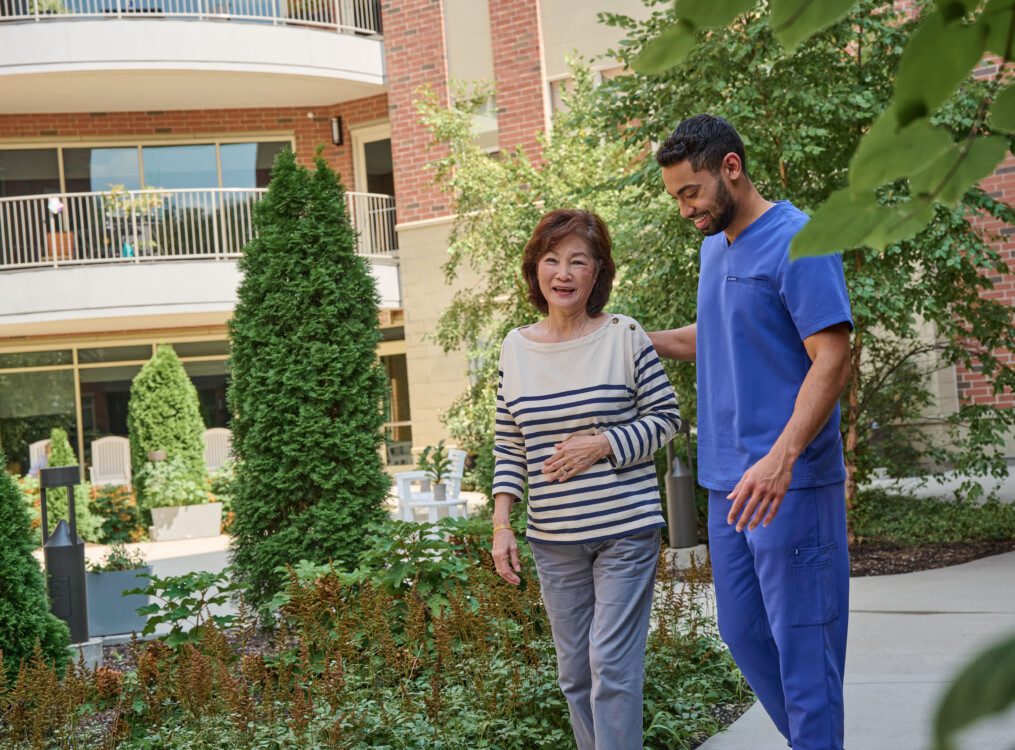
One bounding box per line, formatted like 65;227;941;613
0;0;1010;477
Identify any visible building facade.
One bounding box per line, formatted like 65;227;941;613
0;0;1010;478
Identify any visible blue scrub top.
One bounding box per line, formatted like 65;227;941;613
696;201;853;491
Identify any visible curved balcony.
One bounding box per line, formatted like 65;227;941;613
0;188;400;336
0;0;385;112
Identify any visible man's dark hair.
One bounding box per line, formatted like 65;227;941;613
655;114;749;177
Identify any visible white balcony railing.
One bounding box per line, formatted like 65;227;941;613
0;188;397;271
0;0;382;34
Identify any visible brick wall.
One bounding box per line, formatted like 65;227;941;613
0;94;389;188
489;0;549;157
382;0;451;225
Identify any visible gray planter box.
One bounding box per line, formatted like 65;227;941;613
149;501;223;542
86;566;152;637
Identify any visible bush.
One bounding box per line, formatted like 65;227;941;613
0;518;750;749
0;454;69;676
92;485;144;544
136;458;209;511
228;149;390;612
127;345;207;506
851;489;1015;545
87;541;148;573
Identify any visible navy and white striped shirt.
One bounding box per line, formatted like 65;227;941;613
493;313;681;544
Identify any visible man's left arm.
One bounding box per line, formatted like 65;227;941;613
727;322;851;531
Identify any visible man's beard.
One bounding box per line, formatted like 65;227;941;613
694;178;737;237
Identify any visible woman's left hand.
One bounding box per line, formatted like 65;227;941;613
542;430;611;483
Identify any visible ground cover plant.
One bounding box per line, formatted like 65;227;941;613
0;519;749;749
851;489;1015;545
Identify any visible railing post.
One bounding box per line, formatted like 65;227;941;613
34;0;39;21
115;0;121;19
210;190;221;259
333;0;339;30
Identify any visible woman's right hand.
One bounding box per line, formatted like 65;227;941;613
492;527;522;585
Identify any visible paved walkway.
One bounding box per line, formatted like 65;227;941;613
700;551;1015;750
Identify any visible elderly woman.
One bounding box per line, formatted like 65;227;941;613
491;209;681;750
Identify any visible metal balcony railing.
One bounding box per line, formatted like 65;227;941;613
0;188;397;270
0;0;382;34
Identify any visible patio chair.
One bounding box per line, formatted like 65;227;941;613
28;439;51;474
395;448;469;523
203;427;233;472
89;436;132;489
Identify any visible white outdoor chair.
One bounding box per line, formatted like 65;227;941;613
203;427;233;472
28;439;51;472
395;448;469;523
89;436;132;489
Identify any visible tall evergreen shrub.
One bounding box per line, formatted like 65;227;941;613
43;427;101;542
0;453;69;674
228;150;390;609
127;345;207;502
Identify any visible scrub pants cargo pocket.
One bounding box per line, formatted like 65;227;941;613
789;542;837;626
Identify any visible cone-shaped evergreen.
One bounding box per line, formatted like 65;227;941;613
127;344;207;501
42;427;101;542
0;453;69;674
228;150;390;609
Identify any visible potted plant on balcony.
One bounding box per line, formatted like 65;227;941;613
35;0;69;14
139;456;222;542
417;440;453;501
102;184;167;258
86;542;151;637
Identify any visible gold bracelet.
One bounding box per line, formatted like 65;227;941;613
492;524;514;536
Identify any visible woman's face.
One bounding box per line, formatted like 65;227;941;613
537;234;598;316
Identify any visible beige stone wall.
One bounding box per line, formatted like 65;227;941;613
397;217;478;453
540;0;652;79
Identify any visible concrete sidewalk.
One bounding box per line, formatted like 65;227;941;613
700;552;1015;750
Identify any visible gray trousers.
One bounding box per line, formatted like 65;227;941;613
531;530;659;750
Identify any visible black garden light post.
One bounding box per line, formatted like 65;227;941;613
665;420;699;551
40;465;89;644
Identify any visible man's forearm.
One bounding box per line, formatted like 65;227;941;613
647;323;697;361
769;351;850;466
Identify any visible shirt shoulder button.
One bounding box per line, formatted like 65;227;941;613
629;323;635;330
612;317;619;324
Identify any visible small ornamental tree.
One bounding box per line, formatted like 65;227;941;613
0;453;70;674
127;344;207;502
228;149;390;610
42;427;101;543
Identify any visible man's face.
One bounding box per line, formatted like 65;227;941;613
661;159;737;237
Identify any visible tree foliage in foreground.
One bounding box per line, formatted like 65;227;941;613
631;0;1015;258
227;149;390;611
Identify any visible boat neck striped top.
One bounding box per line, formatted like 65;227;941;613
493;313;682;544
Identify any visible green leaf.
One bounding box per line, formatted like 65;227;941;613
894;12;988;126
789;189;884;258
769;0;859;51
983;0;1015;59
910;136;1009;205
849;111;954;193
630;21;699;74
865;198;937;249
934;635;1015;750
988;83;1015;131
676;0;757;29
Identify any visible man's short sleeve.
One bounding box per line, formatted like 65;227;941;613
777;252;853;341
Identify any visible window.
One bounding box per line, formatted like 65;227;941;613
0;149;60;198
220;142;289;188
143;144;218;189
64;147;142;193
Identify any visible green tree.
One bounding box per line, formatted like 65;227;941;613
42;427;101;543
630;0;1015;256
228;149;390;611
127;344;207;503
0;454;69;675
599;0;1014;510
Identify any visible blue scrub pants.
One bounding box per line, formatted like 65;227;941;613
708;483;849;750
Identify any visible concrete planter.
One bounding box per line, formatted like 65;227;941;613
149;502;223;542
86;566;152;637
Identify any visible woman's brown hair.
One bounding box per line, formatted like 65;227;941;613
521;209;616;315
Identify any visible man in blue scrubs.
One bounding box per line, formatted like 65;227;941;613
648;114;853;750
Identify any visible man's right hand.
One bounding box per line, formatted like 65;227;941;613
647;323;697;361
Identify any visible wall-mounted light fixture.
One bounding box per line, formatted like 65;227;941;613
331;116;343;146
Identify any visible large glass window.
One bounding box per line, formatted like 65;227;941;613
0;149;60;198
220;142;289;188
143;145;218;189
382;353;412;466
0;369;77;474
79;365;143;462
64;147;142;193
184;360;231;428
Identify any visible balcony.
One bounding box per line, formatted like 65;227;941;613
0;188;400;336
0;0;385;112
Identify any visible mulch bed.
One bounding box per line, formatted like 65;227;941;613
849;538;1015;577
